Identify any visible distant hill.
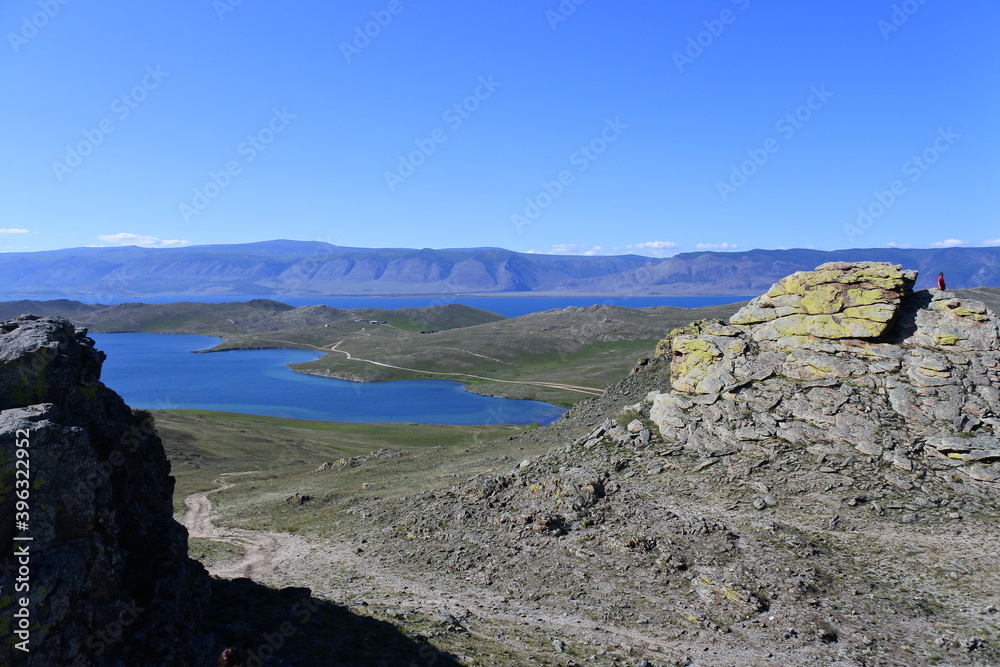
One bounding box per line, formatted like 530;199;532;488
2;240;1000;297
560;247;1000;295
0;240;652;297
74;300;506;336
0;299;106;320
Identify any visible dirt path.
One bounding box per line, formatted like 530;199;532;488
323;339;605;396
242;335;604;396
182;473;312;580
180;474;687;662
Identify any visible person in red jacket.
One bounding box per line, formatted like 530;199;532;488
937;272;946;290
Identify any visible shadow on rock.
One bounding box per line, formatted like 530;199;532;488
885;287;933;343
199;577;464;667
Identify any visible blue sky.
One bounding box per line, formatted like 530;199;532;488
1;0;997;256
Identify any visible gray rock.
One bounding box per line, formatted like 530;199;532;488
0;317;209;666
646;263;1000;487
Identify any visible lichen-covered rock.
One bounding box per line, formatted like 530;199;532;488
730;261;916;345
0;316;210;666
650;263;1000;484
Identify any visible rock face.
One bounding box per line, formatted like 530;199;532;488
729;261;915;342
0;316;209;666
650;262;1000;484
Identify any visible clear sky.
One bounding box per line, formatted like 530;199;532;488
1;0;997;256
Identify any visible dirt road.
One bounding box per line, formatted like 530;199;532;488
243;335;605;396
182;473;311;580
179;474;690;664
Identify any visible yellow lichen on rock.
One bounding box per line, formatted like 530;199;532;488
729;262;915;343
799;284;846;315
845;287;886;307
770;313;888;339
670;336;723;393
841;304;897;322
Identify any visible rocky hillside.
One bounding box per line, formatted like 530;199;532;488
0;317;214;665
309;262;1000;665
0;316;480;666
650;262;1000;486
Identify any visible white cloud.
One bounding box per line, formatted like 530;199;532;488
625;241;677;256
695;242;739;250
929;239;965;248
0;228;31;234
881;242;912;248
547;244;604;256
983;239;1000;246
98;233;191;248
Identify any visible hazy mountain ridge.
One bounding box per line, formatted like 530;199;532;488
5;240;1000;297
0;241;653;297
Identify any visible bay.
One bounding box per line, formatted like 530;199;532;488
91;333;566;425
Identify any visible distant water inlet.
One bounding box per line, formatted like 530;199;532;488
91;333;566;425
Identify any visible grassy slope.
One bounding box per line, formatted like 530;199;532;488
156;409;529;513
78;301;505;335
281;303;745;406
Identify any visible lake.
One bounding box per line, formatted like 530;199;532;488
90;333;567;425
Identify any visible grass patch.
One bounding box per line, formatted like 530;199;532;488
155;409;531;513
188;537;241;567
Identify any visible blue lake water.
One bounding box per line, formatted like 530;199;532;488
29;295;751;318
91;333;567;425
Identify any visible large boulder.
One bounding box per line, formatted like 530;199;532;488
0;316;210;666
729;261;916;346
649;263;1000;485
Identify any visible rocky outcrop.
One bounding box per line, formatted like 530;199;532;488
649;262;1000;484
0;316;209;666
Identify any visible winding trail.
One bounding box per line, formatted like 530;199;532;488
182;472;311;580
248;335;605;397
180;475;687;662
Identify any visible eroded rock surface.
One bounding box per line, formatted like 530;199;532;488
650;262;1000;484
0;316;210;666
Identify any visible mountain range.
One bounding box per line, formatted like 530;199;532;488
2;240;999;297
